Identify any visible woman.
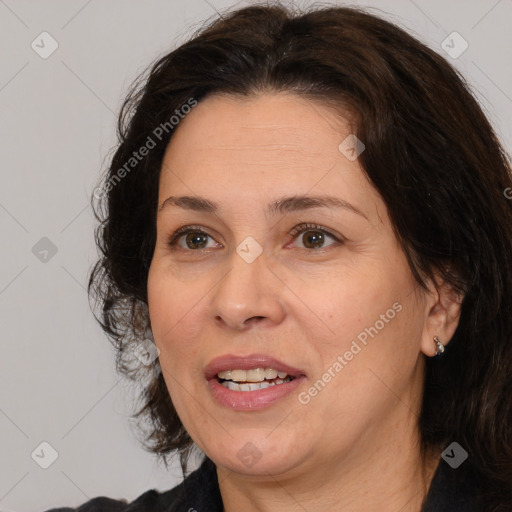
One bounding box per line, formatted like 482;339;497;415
48;3;512;511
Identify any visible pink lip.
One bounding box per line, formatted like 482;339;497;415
208;375;306;411
204;353;305;381
204;354;306;411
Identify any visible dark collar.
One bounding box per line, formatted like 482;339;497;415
159;456;223;512
421;457;484;512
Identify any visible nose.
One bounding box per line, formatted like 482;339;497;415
210;248;286;331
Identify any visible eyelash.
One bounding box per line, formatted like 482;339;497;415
288;223;341;245
167;223;343;250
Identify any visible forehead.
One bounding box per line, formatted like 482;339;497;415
158;92;381;221
162;92;350;168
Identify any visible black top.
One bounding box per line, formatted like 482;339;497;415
44;456;485;512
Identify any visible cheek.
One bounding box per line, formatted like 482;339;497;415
300;279;424;429
299;266;390;334
301;257;417;367
147;268;205;415
147;263;204;363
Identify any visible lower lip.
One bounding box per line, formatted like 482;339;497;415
208;376;306;411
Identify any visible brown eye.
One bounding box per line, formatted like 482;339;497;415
290;223;341;250
184;232;209;249
168;226;219;251
301;230;325;249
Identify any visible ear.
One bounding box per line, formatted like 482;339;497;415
420;273;464;357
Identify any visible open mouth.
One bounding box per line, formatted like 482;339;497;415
216;368;296;392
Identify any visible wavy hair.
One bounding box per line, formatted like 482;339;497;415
88;4;512;509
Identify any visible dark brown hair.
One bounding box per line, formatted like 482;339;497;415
88;4;512;509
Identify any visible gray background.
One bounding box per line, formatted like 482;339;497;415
1;0;511;510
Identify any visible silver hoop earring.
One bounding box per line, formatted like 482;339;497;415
434;336;445;356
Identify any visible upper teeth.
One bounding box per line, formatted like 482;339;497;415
217;368;289;382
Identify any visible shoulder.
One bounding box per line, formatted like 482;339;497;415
44;496;130;511
43;491;167;512
42;457;223;512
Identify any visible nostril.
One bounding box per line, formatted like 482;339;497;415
246;316;266;324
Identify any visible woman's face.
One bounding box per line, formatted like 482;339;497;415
147;92;447;477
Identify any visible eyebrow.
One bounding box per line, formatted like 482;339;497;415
158;194;368;220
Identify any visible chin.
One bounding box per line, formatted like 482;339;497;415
205;430;308;477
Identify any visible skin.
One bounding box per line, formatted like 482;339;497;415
147;92;463;512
